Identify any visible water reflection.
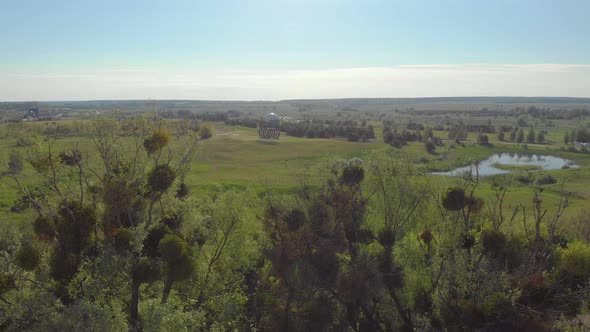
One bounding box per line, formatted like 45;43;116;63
433;153;576;177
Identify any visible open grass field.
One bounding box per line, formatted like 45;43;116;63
2;120;590;237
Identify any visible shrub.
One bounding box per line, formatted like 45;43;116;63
33;215;56;242
132;257;162;284
113;228;134;251
425;140;436;154
143;224;171;258
8;152;23;174
556;242;590;279
535;175;557;186
442;187;466;211
176;183;190;199
466;196;484;213
59;150;83;166
15;136;38;148
340;160;364;185
147;164;176;193
285;209;306;231
15;242;41;271
480;230;507;258
144;131;171;155
199;124;213;140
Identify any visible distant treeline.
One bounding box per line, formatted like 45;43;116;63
280;120;375;142
383;121;444;149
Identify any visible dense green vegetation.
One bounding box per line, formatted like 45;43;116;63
0;100;589;331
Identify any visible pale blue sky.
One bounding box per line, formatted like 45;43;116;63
1;0;589;100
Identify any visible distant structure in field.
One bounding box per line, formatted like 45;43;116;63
264;112;280;124
22;108;39;121
574;141;589;151
259;113;281;140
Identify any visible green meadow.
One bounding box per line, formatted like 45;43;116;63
2;121;589;236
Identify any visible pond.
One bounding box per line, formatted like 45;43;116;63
432;153;576;177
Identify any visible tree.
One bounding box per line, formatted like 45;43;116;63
0;116;198;328
517;129;525;143
425;140;436;154
526;128;535;143
576;128;590;142
199;124;213;140
158;235;195;304
497;131;505;142
571;129;577;143
510;129;517;142
564;132;570;145
477;133;489;145
536;131;545;144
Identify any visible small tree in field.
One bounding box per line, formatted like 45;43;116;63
199;124;213;140
477;133;489;145
517;129;525;143
527;128;535;143
425;140;436;154
536;131;545;144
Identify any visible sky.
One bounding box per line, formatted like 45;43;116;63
1;0;589;101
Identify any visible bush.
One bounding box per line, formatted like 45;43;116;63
199;124;213;140
442;187;466;211
480;230;506;258
535;175;557;186
15;242;41;271
425;140;436;154
147;165;176;193
557;242;590;280
33;215;56;241
143;131;171;155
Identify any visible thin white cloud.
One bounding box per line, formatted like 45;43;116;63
1;64;589;101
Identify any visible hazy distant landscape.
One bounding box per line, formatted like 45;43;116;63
1;95;590;330
2;0;590;331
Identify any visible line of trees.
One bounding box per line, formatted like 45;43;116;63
383;121;444;151
499;127;546;144
280;120;375;142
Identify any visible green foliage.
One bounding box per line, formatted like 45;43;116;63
480;230;506;258
176;182;190;200
15;135;38;148
144;130;171;155
527;128;536;143
147;164;176;193
33;215;56;241
517;129;524;143
2;116;590;330
143;224;171;258
49;248;81;282
132;257;162;284
442;187;466;211
199;124;213;140
339;158;364;185
113;228;134;252
15;242;41;271
7;152;24;174
55;201;96;254
425;140;436;154
557;241;590;279
477;133;489;145
158;235;194;282
58;149;82;166
0;272;15;295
